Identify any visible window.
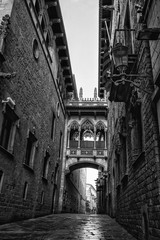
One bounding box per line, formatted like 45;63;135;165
35;0;40;17
57;102;60;117
42;151;50;179
40;191;44;204
33;38;39;60
58;131;62;158
41;17;45;33
51;112;56;140
0;170;4;193
23;182;28;200
0;99;19;153
25;131;37;169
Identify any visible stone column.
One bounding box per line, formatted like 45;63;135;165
94;126;96;149
78;126;81;148
67;128;70;148
105;128;107;149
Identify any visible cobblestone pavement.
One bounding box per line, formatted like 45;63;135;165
0;214;137;240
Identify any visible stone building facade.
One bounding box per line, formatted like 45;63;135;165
86;183;97;213
0;0;77;223
62;168;86;214
99;0;160;239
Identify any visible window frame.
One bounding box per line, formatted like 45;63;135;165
51;111;56;140
0;170;4;193
23;182;28;200
24;130;38;169
0;100;19;154
42;151;50;180
40;191;44;204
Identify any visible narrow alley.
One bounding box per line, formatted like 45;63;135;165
0;214;137;240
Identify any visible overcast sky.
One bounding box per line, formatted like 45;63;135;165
59;0;99;98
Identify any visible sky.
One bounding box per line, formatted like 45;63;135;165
86;168;98;188
59;0;99;98
59;0;99;187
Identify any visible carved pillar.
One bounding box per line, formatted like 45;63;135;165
105;128;107;149
94;126;96;149
78;126;81;148
67;128;70;148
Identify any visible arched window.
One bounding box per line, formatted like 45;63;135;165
41;17;45;33
35;0;40;17
96;121;106;149
80;120;94;148
82;129;94;141
70;121;79;148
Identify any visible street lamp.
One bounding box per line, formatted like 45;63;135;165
112;43;128;73
110;40;151;94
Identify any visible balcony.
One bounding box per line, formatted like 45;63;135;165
67;140;107;158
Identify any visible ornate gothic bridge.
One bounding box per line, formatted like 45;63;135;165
65;93;108;174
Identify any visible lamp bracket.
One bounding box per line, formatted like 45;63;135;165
111;73;148;78
110;75;152;94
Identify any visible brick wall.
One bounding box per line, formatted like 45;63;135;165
0;0;66;223
106;0;160;239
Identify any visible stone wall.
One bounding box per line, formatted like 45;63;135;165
62;168;86;214
106;0;160;239
0;0;66;223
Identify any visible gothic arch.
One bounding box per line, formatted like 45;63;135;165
70;121;79;130
80;118;94;129
80;119;94;142
69;121;79;142
34;0;44;16
46;25;54;47
96;121;106;130
95;121;106;143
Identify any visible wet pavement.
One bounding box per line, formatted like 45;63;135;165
0;214;137;240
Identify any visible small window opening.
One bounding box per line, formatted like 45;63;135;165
42;151;50;179
35;0;40;17
23;182;28;200
25;131;37;168
0;170;4;193
41;191;44;204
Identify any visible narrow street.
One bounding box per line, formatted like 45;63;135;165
0;214;137;240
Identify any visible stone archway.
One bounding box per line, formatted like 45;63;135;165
65;157;107;174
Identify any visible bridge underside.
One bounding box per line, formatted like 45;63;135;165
65;157;107;174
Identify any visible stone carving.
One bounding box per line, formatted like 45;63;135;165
0;14;10;62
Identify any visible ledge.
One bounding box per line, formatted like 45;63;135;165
23;163;34;173
0;145;14;159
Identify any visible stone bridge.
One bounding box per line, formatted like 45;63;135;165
65;149;108;174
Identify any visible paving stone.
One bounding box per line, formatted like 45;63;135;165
0;214;137;240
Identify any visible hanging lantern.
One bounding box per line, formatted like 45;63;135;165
112;43;128;73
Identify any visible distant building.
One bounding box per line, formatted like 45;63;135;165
62;168;87;213
86;183;97;213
